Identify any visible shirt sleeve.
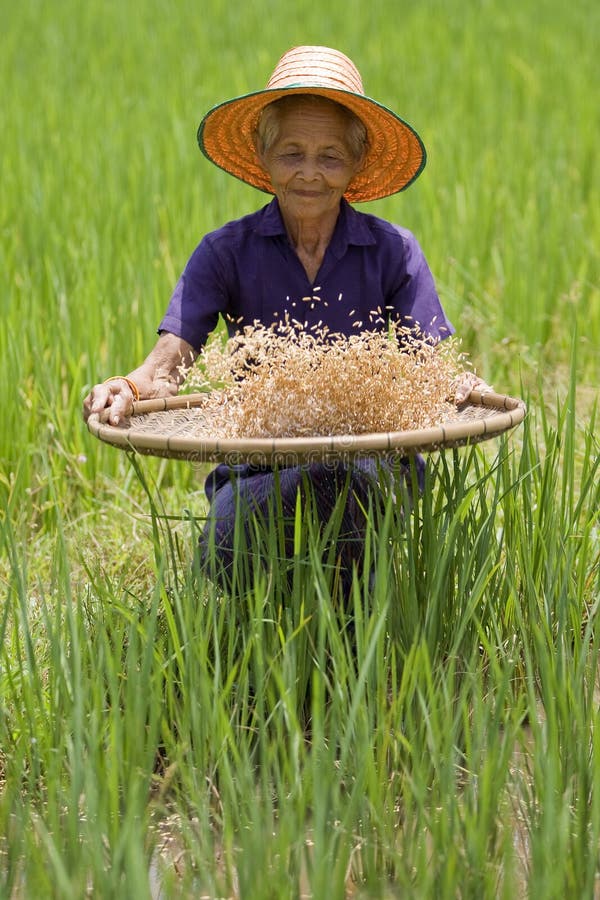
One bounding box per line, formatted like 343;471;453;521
389;226;454;342
157;235;229;352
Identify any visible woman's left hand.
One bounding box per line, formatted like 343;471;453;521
453;373;493;404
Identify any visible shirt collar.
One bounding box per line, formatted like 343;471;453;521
254;197;377;250
254;197;288;236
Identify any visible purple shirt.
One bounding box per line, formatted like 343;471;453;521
159;198;453;351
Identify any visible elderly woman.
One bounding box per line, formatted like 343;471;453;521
84;46;484;593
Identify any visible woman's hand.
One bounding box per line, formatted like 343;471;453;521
82;333;198;426
83;378;137;426
453;372;493;405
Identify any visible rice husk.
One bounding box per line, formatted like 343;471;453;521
184;320;471;439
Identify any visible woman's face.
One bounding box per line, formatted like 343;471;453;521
258;103;364;223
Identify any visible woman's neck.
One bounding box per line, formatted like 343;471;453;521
281;209;339;283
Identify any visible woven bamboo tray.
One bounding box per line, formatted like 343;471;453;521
87;390;526;466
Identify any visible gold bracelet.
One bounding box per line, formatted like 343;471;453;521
103;376;140;401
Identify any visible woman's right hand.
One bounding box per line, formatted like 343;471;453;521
83;378;137;426
82;333;198;426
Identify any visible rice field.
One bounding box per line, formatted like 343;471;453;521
1;0;599;896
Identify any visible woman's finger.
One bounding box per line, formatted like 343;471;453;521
83;381;135;425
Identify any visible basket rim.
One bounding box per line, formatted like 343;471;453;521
86;389;527;464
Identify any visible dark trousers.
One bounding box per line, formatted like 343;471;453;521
199;457;424;595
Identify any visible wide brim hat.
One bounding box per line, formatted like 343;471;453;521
197;46;427;203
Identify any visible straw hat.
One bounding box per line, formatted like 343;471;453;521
197;46;426;203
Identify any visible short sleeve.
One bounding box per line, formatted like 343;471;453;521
388;227;454;342
158;236;229;352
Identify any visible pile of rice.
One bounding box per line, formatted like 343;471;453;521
184;320;471;439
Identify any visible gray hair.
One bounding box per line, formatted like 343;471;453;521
254;95;369;163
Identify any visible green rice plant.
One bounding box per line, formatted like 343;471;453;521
0;512;165;896
2;0;600;894
2;360;598;897
136;370;598;897
2;381;599;896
